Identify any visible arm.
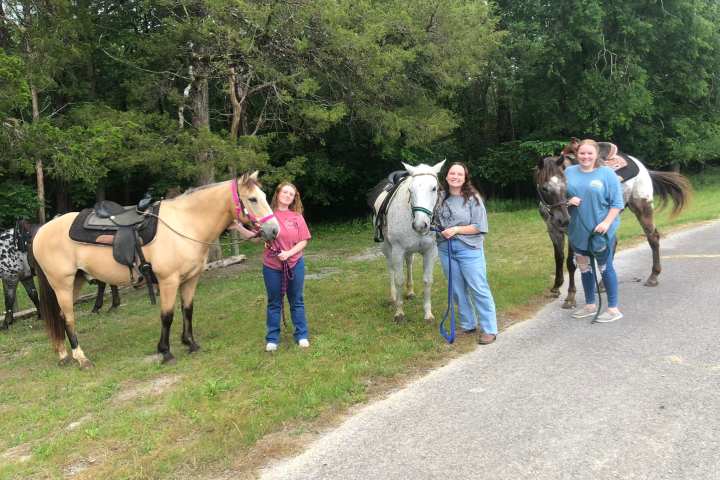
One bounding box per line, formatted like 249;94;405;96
442;196;486;238
594;208;621;234
442;224;480;239
277;240;308;261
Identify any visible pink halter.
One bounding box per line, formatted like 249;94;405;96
231;178;275;229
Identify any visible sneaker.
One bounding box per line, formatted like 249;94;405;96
594;311;623;323
478;333;496;345
298;338;310;348
265;342;278;352
571;306;597;319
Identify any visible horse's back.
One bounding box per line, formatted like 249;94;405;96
623;156;653;202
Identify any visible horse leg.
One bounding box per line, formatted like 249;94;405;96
390;249;406;322
630;199;661;286
383;243;397;306
109;285;121;311
52;275;92;369
91;281;106;313
20;277;40;318
422;247;437;322
563;238;577;309
548;228;564;299
1;278;18;329
404;253;416;299
157;279;180;364
179;275;201;353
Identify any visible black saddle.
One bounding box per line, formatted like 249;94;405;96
70;194;160;304
371;171;409;242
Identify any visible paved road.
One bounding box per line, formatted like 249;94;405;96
260;221;720;480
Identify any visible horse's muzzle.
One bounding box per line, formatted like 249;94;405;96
412;219;430;235
259;222;280;241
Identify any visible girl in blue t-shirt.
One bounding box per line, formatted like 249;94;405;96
566;139;625;323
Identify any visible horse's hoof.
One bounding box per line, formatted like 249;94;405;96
0;322;8;331
161;353;176;365
547;290;561;298
188;343;201;354
405;292;416;300
394;313;405;323
78;359;94;370
644;278;659;287
91;307;101;314
58;356;73;367
424;314;435;323
561;300;576;309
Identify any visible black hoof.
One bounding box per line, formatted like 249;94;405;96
0;322;8;331
644;278;659;287
188;343;200;353
161;353;176;365
91;307;101;314
561;300;576;309
393;314;405;323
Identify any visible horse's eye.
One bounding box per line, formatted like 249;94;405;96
248;197;258;203
432;187;437;192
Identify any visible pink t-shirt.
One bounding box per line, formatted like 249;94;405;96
263;210;312;270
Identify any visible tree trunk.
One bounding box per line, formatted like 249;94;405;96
192;46;221;261
31;85;46;223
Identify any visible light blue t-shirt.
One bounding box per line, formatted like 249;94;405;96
566;165;624;252
435;192;488;249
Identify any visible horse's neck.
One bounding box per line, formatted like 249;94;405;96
168;182;233;242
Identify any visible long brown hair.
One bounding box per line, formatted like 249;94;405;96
440;162;481;205
271;182;304;214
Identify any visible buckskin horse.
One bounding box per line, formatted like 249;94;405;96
31;173;279;368
535;140;691;308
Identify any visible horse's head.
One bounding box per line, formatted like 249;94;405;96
535;156;570;230
233;172;280;241
402;159;445;235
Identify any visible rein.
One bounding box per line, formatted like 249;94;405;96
266;241;292;328
144;179;276;247
432;226;456;344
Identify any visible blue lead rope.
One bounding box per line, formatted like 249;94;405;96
432;226;456;344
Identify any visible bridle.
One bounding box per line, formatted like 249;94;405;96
408;172;440;219
230;177;276;233
536;184;569;217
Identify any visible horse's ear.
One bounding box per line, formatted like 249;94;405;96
401;162;416;175
555;156;566;167
249;171;259;182
431;159;446;175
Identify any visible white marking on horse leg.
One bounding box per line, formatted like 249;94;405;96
391;252;405;319
72;346;93;369
422;248;436;321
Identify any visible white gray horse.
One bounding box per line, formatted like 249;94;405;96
0;222;40;329
369;160;445;322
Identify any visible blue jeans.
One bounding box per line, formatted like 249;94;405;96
438;240;498;334
575;241;619;308
263;258;308;344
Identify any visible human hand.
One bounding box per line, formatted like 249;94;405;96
567;196;582;207
277;250;291;262
441;226;460;239
594;221;611;234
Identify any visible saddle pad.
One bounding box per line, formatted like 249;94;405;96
69;203;161;246
614;153;640;183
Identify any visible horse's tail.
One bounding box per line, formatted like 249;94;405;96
27;246;65;345
648;170;692;218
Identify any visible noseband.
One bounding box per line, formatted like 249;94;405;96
536;184;568;216
231;178;275;231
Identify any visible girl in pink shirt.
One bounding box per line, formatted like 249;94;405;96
233;182;311;352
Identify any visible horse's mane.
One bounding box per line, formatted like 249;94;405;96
175;174;260;199
535;157;564;186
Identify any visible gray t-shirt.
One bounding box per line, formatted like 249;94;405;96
435;193;489;249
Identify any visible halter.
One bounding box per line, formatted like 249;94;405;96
231;178;276;231
408;172;439;219
535;184;568;216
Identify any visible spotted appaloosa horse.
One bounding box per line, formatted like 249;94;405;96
535;141;692;308
0;220;40;329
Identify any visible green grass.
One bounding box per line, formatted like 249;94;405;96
1;170;719;479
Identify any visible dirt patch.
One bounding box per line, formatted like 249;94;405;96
305;268;341;280
113;374;182;404
65;414;93;432
1;442;32;464
347;247;383;262
63;456;99;477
